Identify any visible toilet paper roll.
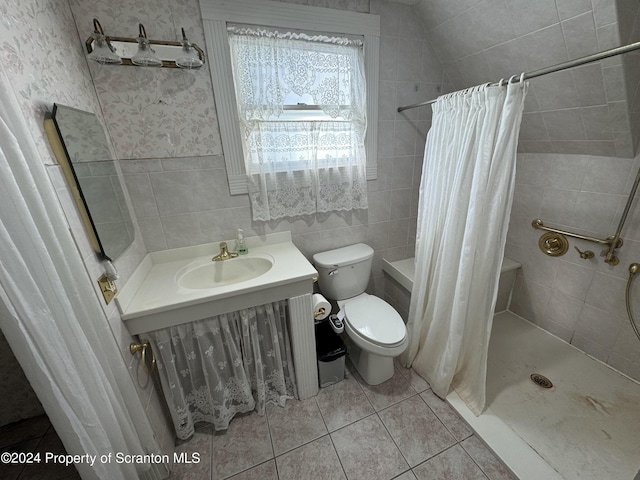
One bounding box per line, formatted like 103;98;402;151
312;293;331;320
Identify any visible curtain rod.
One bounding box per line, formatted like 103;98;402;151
397;40;640;112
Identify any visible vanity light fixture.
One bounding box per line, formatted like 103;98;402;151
176;28;204;69
87;19;122;65
131;24;162;66
85;18;206;69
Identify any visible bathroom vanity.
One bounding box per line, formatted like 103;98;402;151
116;232;319;399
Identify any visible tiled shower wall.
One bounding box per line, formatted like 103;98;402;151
507;151;640;381
415;0;639;158
77;0;446;296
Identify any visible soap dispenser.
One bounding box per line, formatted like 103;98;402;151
235;228;248;255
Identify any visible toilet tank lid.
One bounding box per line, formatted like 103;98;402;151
313;243;374;268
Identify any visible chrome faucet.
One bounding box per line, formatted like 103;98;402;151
212;242;238;261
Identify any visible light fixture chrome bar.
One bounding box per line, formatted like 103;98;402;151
85;20;205;68
86;37;206;68
397;40;640;112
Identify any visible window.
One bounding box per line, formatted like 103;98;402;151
227;27;368;220
200;0;380;218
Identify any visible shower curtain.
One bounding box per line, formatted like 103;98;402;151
403;80;527;415
0;68;165;479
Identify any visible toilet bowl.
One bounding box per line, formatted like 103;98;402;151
339;293;408;385
312;244;408;385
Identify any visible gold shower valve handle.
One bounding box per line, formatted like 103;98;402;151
545;238;559;249
538;232;569;257
130;340;156;375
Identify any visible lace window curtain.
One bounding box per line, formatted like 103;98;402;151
228;26;368;221
147;300;296;440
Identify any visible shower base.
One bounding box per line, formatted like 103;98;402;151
447;311;640;480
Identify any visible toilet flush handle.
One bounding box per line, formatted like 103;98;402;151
328;265;339;276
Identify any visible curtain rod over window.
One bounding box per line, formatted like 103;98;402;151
397;41;640;112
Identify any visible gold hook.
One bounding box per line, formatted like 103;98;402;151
130;340;156;375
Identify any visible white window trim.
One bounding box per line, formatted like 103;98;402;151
200;0;380;195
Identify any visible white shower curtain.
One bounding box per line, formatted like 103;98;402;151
404;80;527;415
0;68;165;479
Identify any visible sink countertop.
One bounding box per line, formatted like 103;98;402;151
116;232;318;334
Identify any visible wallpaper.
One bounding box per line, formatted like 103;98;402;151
69;0;223;159
0;0;103;163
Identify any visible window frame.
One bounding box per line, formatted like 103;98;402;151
200;0;380;195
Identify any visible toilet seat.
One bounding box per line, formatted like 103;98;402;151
343;295;406;347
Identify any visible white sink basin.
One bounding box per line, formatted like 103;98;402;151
177;254;274;290
116;233;318;335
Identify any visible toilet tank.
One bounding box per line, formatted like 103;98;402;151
312;244;374;300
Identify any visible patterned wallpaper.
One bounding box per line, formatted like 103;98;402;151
69;0;223;159
0;0;102;163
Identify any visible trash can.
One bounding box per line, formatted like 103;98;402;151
315;320;347;388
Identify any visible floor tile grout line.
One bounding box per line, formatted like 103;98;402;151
458;436;505;480
326;428;351;480
409;441;463;471
220;459;274;480
375;407;414;472
376;391;463;473
265;406;278;456
208;426;215;480
313;395;331;436
218;411;277;480
325;411;378;436
209;368;502;480
420;389;474;443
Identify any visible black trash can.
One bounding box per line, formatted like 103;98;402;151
315;320;347;388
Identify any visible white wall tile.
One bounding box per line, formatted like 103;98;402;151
556;0;593;21
561;11;598;59
506;0;559;35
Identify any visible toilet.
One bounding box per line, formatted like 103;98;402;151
313;243;407;385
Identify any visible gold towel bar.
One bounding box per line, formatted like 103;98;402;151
130;340;156;376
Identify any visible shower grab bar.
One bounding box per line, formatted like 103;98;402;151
603;167;640;265
531;219;622;248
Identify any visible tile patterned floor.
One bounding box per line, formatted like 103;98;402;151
0;414;80;480
168;361;517;480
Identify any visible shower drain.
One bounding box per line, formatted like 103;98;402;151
530;373;553;389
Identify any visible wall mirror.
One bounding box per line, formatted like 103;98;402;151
44;103;135;261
